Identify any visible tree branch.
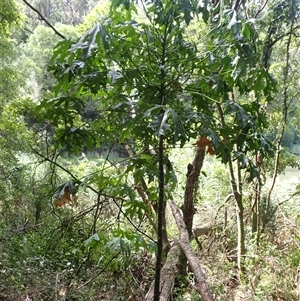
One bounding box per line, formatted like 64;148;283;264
254;0;269;18
22;0;66;39
31;147;156;243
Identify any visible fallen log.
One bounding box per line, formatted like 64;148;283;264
169;199;215;301
145;201;215;301
145;242;181;301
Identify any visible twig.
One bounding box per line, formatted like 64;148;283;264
77;251;121;289
254;0;269;18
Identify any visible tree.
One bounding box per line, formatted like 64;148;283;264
0;0;22;108
17;23;80;100
0;0;20;34
37;0;278;298
248;0;300;241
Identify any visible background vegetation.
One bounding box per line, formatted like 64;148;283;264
1;0;300;300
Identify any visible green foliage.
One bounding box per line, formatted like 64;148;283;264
17;24;80;100
2;0;300;300
79;1;111;33
0;1;22;107
0;0;20;35
39;0;276;186
243;236;299;301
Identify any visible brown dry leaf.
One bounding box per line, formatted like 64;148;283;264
194;136;215;155
54;186;72;208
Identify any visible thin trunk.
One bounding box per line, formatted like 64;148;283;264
217;103;245;274
154;135;165;301
251;153;262;238
35;202;42;226
263;0;296;232
182;148;206;237
92;193;101;235
236;199;245;272
230;158;245;273
251;152;262;247
251;183;258;234
256;181;261;246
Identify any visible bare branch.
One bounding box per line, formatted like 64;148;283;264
254;0;269;18
22;0;66;39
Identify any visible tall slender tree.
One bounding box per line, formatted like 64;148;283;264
39;0;276;297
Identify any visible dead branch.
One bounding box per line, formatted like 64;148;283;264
169;199;215;301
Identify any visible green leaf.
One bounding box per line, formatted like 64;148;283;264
201;170;207;177
169;109;187;144
70;23;109;59
124;200;149;220
179;0;194;25
199;5;209;23
106;237;131;256
84;233;100;248
254;72;266;91
227;10;237;29
50;40;73;64
242;23;252;39
149;109;171;137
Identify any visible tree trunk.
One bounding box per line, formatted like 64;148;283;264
179;147;205;274
182;147;205;237
236;200;245;273
154;135;165;300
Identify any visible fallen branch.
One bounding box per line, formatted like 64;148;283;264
145;242;181;301
169;199;215;301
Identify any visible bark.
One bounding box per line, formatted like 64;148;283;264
179;147;205;274
145;242;181;301
169;200;215;301
154;135;165;300
182;147;205;237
